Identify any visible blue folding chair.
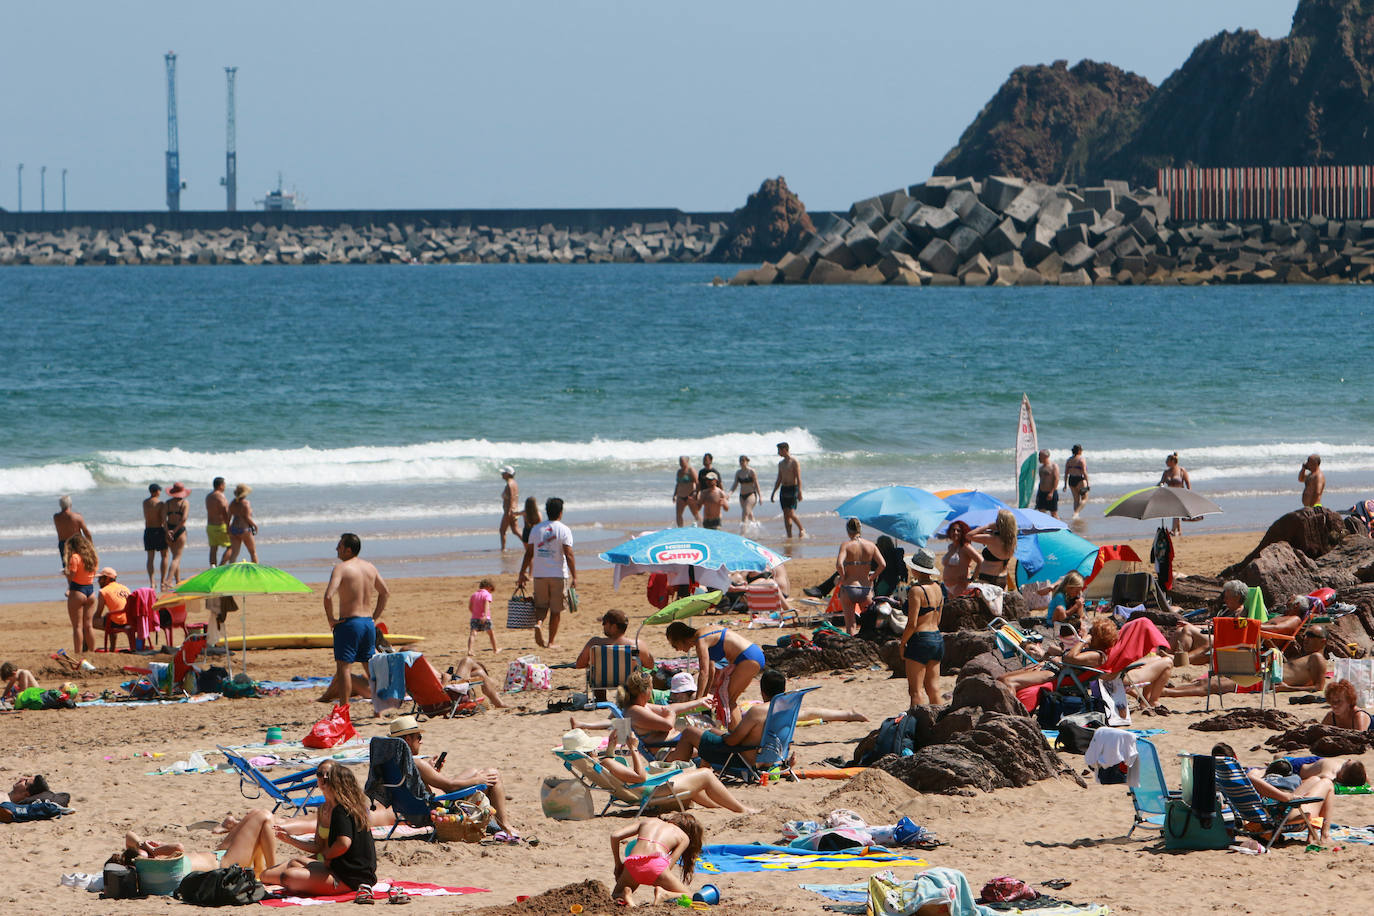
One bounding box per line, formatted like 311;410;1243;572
553;749;694;816
1126;738;1177;838
216;746;323;816
709;686;818;783
363;736;486;841
1213;755;1324;851
586;644;638;701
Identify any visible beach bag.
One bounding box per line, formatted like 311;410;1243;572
979;877;1037;903
101;862;142;899
858;712;920;766
174;865;266;906
1331;657;1374;707
1163;798;1230;850
504;655;551;693
540;776;594;820
1035;690;1087;730
506;589;537;629
433;789;493;842
646;573;672;609
1054;711;1105;754
221;674;258;699
302;702;356;748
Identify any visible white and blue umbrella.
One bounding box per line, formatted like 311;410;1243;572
599;527;788;590
937;506;1067;537
834;486;952;546
936;489;1009;517
1017;529;1100;584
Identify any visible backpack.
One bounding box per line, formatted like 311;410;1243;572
174;866;266;906
859;712;921;766
646;573;671;610
101;862;143;899
1054;711;1105;754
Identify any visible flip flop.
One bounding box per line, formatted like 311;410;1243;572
388;888;412;905
354;885;376;904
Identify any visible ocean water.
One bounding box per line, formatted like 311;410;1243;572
2;263;1372;603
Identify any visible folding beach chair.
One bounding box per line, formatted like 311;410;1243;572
216;746;323;816
553;748;694;817
1126;738;1177;838
1206;616;1277;711
1109;572;1170;614
708;686;818;783
404;655;481;719
364;736;487;841
1213;755;1324;851
586;643;637;702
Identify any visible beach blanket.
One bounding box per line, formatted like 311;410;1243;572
256;676;333;691
1103;618;1169;675
1277;823;1374;845
260;879;487;906
697;843;927;874
77;693;221;708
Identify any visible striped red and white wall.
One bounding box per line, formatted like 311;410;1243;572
1157;166;1374;222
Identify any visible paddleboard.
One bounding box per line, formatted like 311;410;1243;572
214;633;425;650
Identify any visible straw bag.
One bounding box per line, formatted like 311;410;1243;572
506;589;537;629
432;790;492;843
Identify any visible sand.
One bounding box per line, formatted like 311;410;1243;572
4;528;1374;913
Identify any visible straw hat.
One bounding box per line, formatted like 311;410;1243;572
561;728;600;754
906;548;938;576
389;715;422;738
234;484;252;498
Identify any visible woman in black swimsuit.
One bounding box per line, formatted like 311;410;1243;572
520;497;540;544
163;482;191;588
901;549;944;707
969;509;1018;589
729;456;761;528
672;457;699;527
1064;445;1089;518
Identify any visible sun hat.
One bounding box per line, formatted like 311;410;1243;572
389;715;423;738
906;548;938;576
499;465;515;477
167;482;191;498
669;672;696;693
561;728;601;754
99;566;118;580
234;484;252;497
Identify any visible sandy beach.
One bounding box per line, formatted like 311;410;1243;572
4;527;1374;914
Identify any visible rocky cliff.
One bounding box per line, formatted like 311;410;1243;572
705;176;814;263
937;0;1374;185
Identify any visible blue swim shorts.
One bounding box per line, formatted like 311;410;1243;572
333;616;376;663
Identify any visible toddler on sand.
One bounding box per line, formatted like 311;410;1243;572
609;812;703;907
468;578;499;654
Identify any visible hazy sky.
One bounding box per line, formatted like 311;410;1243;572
3;1;1300;213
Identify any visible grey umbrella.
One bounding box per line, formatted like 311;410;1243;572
1103;486;1222;520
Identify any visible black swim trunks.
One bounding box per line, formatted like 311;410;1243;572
703;517;722;530
1035;489;1060;514
779;485;800;511
144;526;168;551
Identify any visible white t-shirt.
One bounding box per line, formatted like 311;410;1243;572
529;520;573;578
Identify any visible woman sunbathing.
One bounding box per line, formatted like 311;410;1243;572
998;617;1119;693
1211;742;1336;845
119;808;277;896
598;732;755;814
571;670;710;746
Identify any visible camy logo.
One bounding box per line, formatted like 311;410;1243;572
650;544;706;564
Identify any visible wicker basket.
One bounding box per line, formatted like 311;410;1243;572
431;791;492;843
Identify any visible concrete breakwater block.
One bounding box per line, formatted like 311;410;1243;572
918;238;959;275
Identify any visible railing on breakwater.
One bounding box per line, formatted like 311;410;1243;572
1157;166;1374;222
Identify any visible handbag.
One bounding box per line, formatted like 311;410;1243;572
302;702;356;748
506;589;537;629
540;776;594;820
1163;798;1230;850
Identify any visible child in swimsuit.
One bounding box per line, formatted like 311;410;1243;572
610;812;703;906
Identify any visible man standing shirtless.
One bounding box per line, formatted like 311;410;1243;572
1300;454;1325;508
1035;450;1061;518
53;495;92;565
142;484;168;588
319;532;389;703
770;442;806;538
498;465;520;550
698;476;729;530
205;477;232;567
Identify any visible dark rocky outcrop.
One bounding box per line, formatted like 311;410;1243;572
957;650;1020;683
760;629;880;678
941;630;997;675
877;712;1082;795
1225;507;1348;572
1265;723;1374;754
708;177;814;265
1169;575;1225;610
940;593;1000;633
1225;541;1322;609
946;673;1024;718
935;60;1154;184
1189;709;1304;732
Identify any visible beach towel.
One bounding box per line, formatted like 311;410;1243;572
129;587;158;647
367;650;420;716
1084;727;1139;787
1103;617;1169;675
696;843;927;874
362;737;423;811
260;879;487;906
869;867;985;916
1243;586;1269;622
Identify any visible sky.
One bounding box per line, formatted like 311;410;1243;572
1;1;1301;214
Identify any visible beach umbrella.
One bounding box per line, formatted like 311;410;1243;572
934;489;1010;517
1017;529;1100;585
600;528;788;593
635;590;724;647
1103;486;1222;521
833;486;951;546
152;590;210;610
175;562;312;677
936;506;1067;537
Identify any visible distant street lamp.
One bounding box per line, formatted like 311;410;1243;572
16;163;22;212
41;165;47;212
62;168;68;212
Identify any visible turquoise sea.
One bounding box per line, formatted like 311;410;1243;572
2;263;1372;602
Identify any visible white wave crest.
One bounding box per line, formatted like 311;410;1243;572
0;462;98;497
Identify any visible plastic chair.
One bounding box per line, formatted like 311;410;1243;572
1126;738;1177;838
363;736;486;841
586;643;637;701
554;748;694;817
102;613;137;653
405;655;478;719
708;686;818;783
216;746;322;815
744;580;787;616
1213;755;1324;851
1207;616;1275;711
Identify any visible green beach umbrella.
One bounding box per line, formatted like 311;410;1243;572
636;590;723;650
176;562;312;678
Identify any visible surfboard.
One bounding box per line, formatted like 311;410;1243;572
214;633;425;650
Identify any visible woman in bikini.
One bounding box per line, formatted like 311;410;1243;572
1159;452;1191;535
163;482;191;587
999;617;1120;694
665;621;765;729
834;518;884;635
62;535;99;656
570;669;709;748
1321;679;1374;732
730;455;761;528
226;484;259;563
672;457;699;527
1064;445;1089;518
520;496;541;545
609;810;703;907
598;731;753;813
901;549;945;706
118;809;278;896
969;509;1018;589
940;520;980;596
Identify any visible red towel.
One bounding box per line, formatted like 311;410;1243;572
1103;618;1169;675
1017;682;1051;711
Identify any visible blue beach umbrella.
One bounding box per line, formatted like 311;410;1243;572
936;506;1067;537
935;489;1010;518
1016;529;1100;584
833;486;952;547
600;528;788;591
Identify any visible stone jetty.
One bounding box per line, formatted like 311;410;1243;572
0;219;726;266
730;175;1374;286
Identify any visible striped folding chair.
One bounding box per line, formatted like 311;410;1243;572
587;643;637;702
1213;755;1324;850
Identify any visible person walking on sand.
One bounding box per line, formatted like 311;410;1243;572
142;484;168;589
498;465;520;550
164;482;191;587
729;455;761;529
517;497;576;649
673;456;699;527
835;518;884;635
225;484;259;563
1300;454;1325;508
205;477;231;567
770;442;806;538
698;475;729;530
318;533;389;703
1159;452;1191;535
1064;445;1090;518
1035;449;1060;518
53;495;92;565
697;453;722;496
467;577;499;654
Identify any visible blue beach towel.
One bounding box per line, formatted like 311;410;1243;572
697;843;927;874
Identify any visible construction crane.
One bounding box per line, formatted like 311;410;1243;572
165;51;180;211
222;66;237;211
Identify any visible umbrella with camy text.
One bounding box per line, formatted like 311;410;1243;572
175;562;312;678
833;486;952;546
599;527;788;593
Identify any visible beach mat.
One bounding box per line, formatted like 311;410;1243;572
698;843;927;874
261;879;487;906
77;693;222;709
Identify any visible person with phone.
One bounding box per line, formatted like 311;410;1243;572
385;717;521;844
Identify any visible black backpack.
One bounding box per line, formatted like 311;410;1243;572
859;712;921;766
101;862;143;899
1054;711;1105;754
174;866;266;906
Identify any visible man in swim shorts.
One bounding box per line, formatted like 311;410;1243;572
1035;449;1060;517
205;477;232;567
698;476;729;530
52;495;92;565
770;442;806;538
319;533;389;703
142;484;168;589
1300;454;1325;508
